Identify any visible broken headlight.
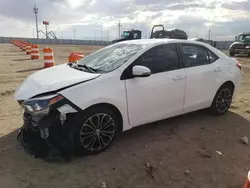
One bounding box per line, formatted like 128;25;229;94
22;94;64;116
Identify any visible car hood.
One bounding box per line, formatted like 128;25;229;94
231;41;250;46
14;64;100;100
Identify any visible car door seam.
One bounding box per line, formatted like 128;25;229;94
124;80;132;126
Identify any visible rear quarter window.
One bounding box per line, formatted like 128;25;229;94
208;50;219;63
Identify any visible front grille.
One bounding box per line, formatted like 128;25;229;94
232;44;244;49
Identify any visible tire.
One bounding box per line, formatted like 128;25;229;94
229;52;235;57
73;106;120;156
210;84;234;115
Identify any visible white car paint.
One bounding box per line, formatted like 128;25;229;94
15;39;242;132
125;68;186;127
14;64;100;100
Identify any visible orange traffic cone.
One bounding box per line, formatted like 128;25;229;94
243;171;250;188
31;44;40;60
68;52;84;63
43;47;55;68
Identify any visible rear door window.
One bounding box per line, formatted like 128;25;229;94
180;44;210;68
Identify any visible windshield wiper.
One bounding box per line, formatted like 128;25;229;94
68;62;98;73
77;64;98;73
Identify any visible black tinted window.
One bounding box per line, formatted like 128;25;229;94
208;50;218;63
181;44;210;68
134;44;179;74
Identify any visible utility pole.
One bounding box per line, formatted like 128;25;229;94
45;25;48;39
208;28;211;40
33;4;39;39
106;30;109;41
73;29;76;40
117;20;122;37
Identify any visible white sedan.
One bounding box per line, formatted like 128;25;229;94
14;39;242;160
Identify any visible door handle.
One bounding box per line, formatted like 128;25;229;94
172;75;185;81
214;67;222;72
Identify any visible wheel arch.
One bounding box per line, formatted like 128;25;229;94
82;103;124;132
219;81;235;93
212;80;235;103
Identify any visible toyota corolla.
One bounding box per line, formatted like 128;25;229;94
14;39;242;161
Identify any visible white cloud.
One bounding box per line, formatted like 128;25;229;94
0;0;249;40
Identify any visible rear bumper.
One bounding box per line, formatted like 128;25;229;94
232;69;243;99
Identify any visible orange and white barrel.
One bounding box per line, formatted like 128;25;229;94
43;47;55;68
19;42;24;50
26;44;31;55
31;44;40;59
21;43;26;51
68;52;84;63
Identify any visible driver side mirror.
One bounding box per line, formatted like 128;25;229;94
132;65;151;77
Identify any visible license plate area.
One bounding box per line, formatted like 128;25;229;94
239;51;247;54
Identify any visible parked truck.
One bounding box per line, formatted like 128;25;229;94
229;32;250;56
112;24;188;43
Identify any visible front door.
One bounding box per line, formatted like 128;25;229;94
122;43;186;127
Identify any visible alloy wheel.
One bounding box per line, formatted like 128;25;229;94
216;88;232;114
80;113;116;151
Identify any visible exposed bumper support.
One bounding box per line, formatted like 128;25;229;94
17;122;74;161
16;102;79;161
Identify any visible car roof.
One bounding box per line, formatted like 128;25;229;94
117;38;206;46
116;39;228;58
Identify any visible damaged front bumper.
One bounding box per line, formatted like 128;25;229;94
17;98;79;161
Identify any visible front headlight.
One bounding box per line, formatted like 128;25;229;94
22;94;64;116
245;46;250;49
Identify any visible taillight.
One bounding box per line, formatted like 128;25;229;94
236;60;242;70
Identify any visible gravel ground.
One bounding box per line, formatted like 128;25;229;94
0;43;250;188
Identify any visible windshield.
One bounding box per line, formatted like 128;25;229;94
238;35;250;42
78;43;150;73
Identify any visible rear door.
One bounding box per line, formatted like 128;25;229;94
121;43;186;127
178;43;222;113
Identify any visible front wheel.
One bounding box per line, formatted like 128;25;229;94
229;52;235;56
210;84;234;115
73;106;120;156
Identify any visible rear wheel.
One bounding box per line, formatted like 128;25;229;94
73;106;120;156
210;84;234;115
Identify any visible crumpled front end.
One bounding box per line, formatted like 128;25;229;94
17;95;79;161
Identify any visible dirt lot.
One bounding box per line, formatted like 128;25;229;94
0;43;250;188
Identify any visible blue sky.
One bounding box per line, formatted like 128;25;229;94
0;0;249;40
